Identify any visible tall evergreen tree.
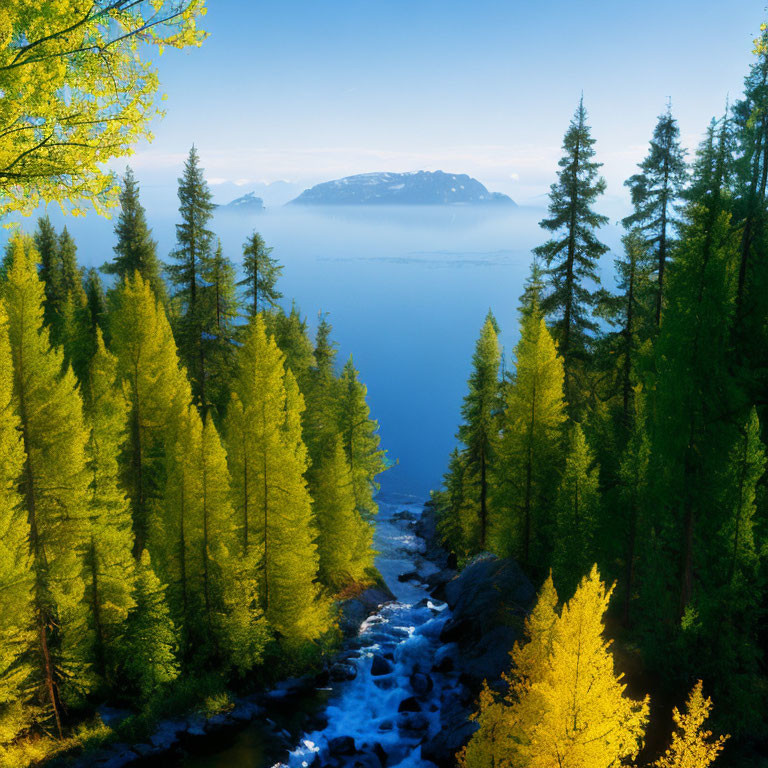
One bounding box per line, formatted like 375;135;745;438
337;356;388;524
453;313;501;552
553;425;600;595
2;234;92;737
493;303;565;570
0;299;34;745
313;435;375;591
33;216;63;333
623;106;688;326
226;317;327;646
104;167;167;303
82;331;136;689
110;274;188;556
166;146;216;409
239;232;283;317
534;98;608;416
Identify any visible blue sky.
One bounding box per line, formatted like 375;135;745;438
125;0;765;203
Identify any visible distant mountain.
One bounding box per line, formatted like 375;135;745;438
288;171;516;206
220;191;265;212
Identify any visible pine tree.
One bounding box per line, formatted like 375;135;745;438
337;356;388;524
434;449;475;561
454;313;501;552
110;273;188;556
2;233;92;737
313;435;375;591
104;167;167;303
510;567;649;768
273;304;315;388
239;232;283;317
493;305;565;569
121;550;178;702
534;98;608;415
84;268;107;338
623;105;688;326
226;317;327;646
82;331;136;689
553;425;600;595
655;681;728;768
167;146;216;408
0;299;34;744
33;215;63;332
201;239;239;415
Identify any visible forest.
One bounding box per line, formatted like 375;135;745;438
1;3;767;768
434;26;768;768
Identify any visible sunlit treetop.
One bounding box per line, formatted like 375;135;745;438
0;1;207;218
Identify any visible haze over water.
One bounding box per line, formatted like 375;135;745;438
6;203;626;496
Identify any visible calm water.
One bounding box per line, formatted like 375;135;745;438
4;203;625;495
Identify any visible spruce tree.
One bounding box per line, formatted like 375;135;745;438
0;299;34;744
453;312;501;552
239;232;283;317
493;303;565;569
121;550;178;702
167;146;216;408
33;215;63;332
82;331;136;688
2;233;92;737
434;449;475;561
337;356;388;524
110;273;188;555
104;167;167;303
226;317;328;645
553;425;600;594
623;105;688;326
534;98;608;415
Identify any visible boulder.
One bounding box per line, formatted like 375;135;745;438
338;583;396;636
397;696;421;713
370;654;393;676
397;570;419;583
329;736;356;755
330;661;358;682
409;672;433;697
440;554;534;687
421;697;479;768
396;711;429;732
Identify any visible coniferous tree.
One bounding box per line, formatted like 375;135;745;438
434;449;475;561
167;146;216;408
0;299;34;745
2;234;91;737
110;273;188;556
82;331;136;689
655;681;728;768
273;304;315;388
493;302;565;570
239;232;283;317
104;167;167;303
535;98;608;416
313;435;375;591
226;317;328;646
623;106;688;326
453;313;501;552
33;216;63;332
121;550;178;702
336;356;388;523
553;425;600;595
84;268;107;337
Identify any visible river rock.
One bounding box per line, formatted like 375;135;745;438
396;711;429;732
330;661;358;681
371;653;393;676
397;696;421;712
421;697;479;767
338;583;396;636
440;553;534;689
409;671;433;696
329;735;357;755
397;570;419;582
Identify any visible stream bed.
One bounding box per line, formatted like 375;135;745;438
164;494;462;768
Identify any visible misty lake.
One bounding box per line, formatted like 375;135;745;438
3;202;626;497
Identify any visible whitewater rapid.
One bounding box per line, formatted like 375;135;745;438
279;496;461;768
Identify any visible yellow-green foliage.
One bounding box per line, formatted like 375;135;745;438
0;298;33;745
0;1;207;217
226;316;329;646
654;681;728;768
2;233;92;733
493;309;565;567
